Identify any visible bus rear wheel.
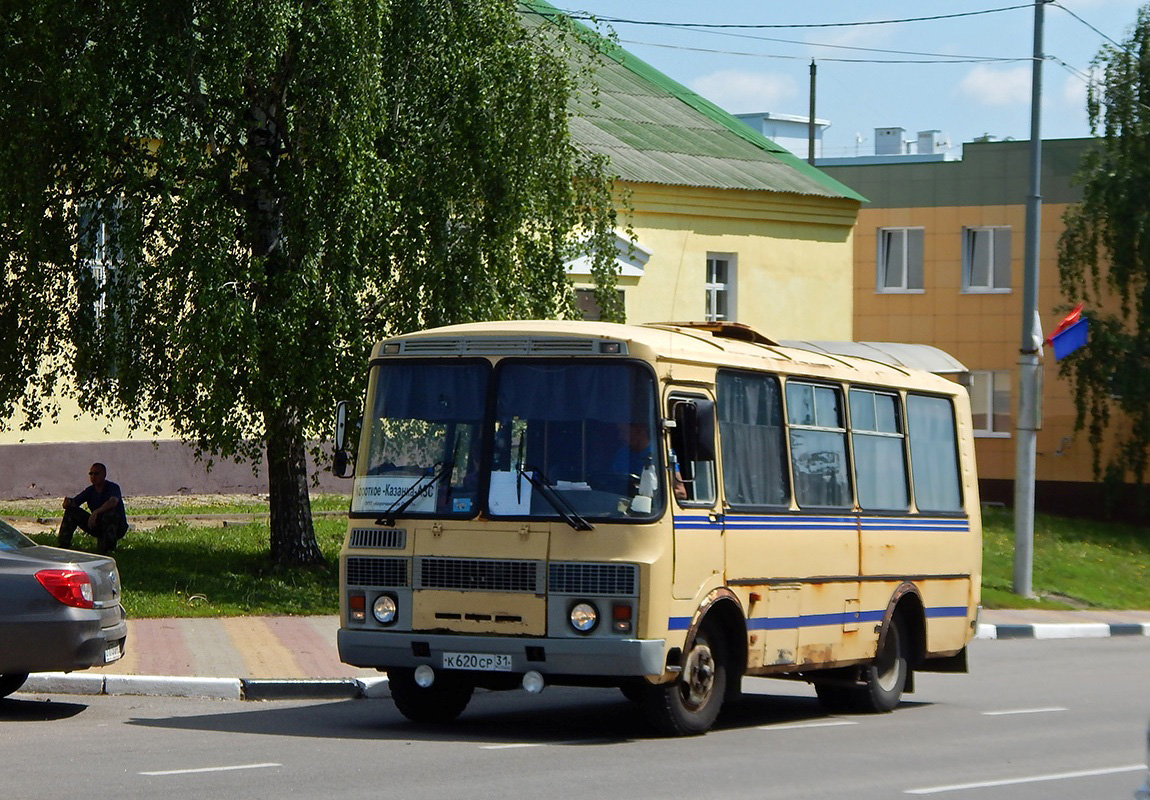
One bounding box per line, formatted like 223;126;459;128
388;668;474;723
855;618;908;713
642;624;727;736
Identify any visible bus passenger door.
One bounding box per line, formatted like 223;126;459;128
667;393;724;600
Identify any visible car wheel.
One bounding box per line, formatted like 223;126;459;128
388;668;473;723
0;673;29;698
642;623;727;736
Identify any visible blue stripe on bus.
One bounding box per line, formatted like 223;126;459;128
673;515;969;534
668;605;969;632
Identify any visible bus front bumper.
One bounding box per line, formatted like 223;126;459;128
338;628;668;678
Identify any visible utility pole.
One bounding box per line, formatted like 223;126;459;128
1014;0;1048;596
808;59;817;165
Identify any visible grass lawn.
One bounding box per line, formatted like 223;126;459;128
5;498;1149;616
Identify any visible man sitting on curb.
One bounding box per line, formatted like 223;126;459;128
58;462;128;555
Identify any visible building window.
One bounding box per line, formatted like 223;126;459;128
78;201;122;319
962;226;1011;292
959;370;1011;436
876;227;924;292
575;288;625;321
705;254;735;322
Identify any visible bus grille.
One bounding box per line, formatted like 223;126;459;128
416;557;541;593
346;557;408;587
549;562;638;596
348;527;406;549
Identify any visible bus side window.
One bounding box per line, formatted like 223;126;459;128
669;398;717;505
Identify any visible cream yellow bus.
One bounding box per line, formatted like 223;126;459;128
334;320;981;735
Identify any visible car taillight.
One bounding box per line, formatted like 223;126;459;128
35;569;95;609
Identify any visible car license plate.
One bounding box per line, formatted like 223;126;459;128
442;652;512;671
104;641;123;664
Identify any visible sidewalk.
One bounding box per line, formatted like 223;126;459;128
17;609;1150;702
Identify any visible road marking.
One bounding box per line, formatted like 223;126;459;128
905;764;1145;794
140;763;282;777
757;720;858;731
981;706;1068;716
481;739;610;750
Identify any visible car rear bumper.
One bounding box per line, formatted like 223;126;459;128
0;606;127;674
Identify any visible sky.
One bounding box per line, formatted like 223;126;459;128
555;1;1145;158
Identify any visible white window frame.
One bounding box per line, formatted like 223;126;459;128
959;370;1012;437
79;200;122;319
705;253;736;322
876;227;924;293
962;226;1011;293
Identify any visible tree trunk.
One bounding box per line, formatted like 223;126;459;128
265;406;325;565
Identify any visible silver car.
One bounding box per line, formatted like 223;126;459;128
0;518;127;697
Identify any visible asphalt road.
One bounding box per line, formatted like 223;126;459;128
4;637;1147;800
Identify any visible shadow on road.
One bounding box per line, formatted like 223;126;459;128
126;684;913;744
0;696;89;721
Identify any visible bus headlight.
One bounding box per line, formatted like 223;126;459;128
569;602;598;633
373;594;398;624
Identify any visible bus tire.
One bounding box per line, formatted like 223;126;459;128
388;668;474;723
642;623;727;736
856;617;908;713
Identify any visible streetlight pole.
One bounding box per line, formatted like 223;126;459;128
1013;0;1048;596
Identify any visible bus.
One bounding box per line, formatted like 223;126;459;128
334;320;981;735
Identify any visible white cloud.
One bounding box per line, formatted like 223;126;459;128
1062;74;1088;110
689;70;798;115
957;65;1032;107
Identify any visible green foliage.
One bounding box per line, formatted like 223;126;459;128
980;507;1150;609
0;2;623;562
1058;5;1150;501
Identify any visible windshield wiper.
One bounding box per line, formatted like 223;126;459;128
377;461;452;527
517;464;594;532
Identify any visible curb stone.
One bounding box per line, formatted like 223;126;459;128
19;673;388;701
975;622;1150;640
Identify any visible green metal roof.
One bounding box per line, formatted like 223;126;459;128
520;2;864;202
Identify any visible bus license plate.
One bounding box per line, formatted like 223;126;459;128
442;652;512;672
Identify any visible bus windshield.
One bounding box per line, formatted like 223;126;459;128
351;359;664;522
490;361;663;523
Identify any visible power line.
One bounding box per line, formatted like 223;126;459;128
617;38;1033;66
560;4;1034;30
1050;2;1124;50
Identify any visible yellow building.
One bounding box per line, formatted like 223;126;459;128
821;138;1097;512
1;20;862;499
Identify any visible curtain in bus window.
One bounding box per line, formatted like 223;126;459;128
907;394;962;512
374;363;487;422
716;371;790;508
495;363;652;423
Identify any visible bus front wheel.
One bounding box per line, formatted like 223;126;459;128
642;624;727;736
388;668;474;723
856;618;908;713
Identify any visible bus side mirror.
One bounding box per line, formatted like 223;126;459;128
335;401;349;451
671;399;716;466
333;401;355;479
